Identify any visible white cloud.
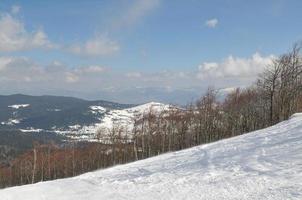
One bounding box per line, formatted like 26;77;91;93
0;52;276;104
69;35;120;57
111;0;160;30
126;72;142;78
65;72;79;83
197;53;275;79
75;65;106;73
0;57;13;71
0;14;56;52
68;0;159;57
0;56;43;82
0;56;107;84
11;5;21;14
123;0;159;26
63;65;107;83
205;18;218;28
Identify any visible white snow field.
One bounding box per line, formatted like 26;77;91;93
1;113;302;200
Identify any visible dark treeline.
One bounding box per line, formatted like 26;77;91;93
1;44;301;188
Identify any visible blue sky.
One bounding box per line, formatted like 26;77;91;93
0;0;301;104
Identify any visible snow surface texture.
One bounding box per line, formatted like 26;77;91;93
1;113;302;200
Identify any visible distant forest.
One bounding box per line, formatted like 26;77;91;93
1;43;301;188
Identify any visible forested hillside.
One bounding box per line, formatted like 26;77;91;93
1;111;302;199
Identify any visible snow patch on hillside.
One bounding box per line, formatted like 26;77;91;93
46;109;61;112
8;104;30;109
89;106;106;114
1;118;21;125
63;102;173;141
99;102;171;130
2;113;302;199
124;102;171;113
20;128;43;133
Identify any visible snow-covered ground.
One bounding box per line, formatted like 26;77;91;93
8;104;30;109
98;102;172;131
62;102;173;141
2;113;302;200
2;104;28;126
1;118;21;125
89;106;106;115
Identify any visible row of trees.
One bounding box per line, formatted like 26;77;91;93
0;141;136;188
128;44;302;158
0;43;301;188
258;44;302;124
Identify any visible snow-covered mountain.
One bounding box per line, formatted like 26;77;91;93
1;113;302;200
0;95;173;142
65;102;174;141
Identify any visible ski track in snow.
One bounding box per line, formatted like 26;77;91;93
1;113;302;199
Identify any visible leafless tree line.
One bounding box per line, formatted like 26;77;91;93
0;141;136;188
127;44;302;158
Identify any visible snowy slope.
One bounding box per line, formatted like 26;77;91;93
1;113;302;200
66;102;173;141
92;102;171;131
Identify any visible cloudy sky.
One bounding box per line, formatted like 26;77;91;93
0;0;301;104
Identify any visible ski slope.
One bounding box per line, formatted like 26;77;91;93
1;113;302;200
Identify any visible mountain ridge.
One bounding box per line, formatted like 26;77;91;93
0;94;170;142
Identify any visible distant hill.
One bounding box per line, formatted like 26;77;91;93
0;94;173;142
0;94;133;130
